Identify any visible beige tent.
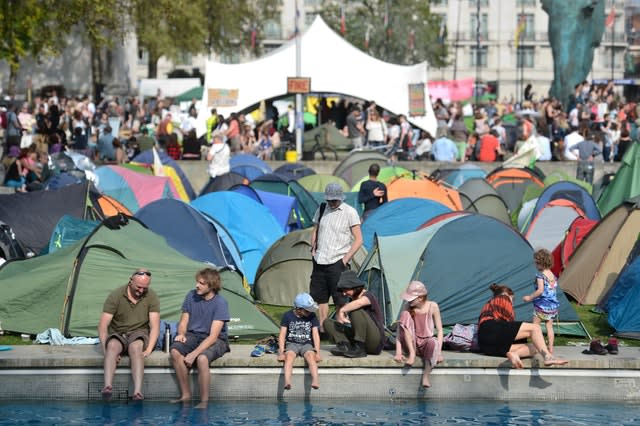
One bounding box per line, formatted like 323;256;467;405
560;197;640;305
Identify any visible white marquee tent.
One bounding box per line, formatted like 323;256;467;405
196;16;437;138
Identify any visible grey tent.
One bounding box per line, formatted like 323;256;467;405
458;178;511;225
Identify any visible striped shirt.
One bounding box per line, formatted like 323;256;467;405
313;202;360;265
478;295;514;325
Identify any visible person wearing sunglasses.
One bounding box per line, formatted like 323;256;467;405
98;268;160;401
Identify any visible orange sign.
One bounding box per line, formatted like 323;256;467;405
287;77;311;94
207;88;238;107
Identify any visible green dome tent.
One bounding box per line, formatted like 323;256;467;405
0;217;278;338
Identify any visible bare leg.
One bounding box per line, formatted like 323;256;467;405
170;348;192;403
195;354;210;409
283;351;296;390
545;320;555;354
318;303;329;333
514;323;567;366
103;339;123;392
422;360;433;388
304;351;319;389
128;340;145;398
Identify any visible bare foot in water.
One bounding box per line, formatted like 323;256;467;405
170;396;191;404
544;356;568;366
195;401;208;409
422;374;431;388
507;352;524;369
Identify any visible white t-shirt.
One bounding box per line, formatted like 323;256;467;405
207;143;230;178
564;131;584;161
366;120;387;142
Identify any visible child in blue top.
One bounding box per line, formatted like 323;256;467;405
277;293;322;390
523;249;560;353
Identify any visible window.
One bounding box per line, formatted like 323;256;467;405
470;13;489;40
305;13;317;26
431;0;448;5
602;47;621;69
470;46;488;67
470;0;489;7
176;52;192;66
137;49;148;66
263;19;281;40
516;13;535;41
220;51;240;64
517;46;535;68
516;0;536;6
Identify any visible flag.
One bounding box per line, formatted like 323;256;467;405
294;0;300;36
384;1;392;37
606;7;616;28
437;20;447;45
250;27;257;50
364;26;370;49
408;29;415;50
340;4;346;35
514;14;526;49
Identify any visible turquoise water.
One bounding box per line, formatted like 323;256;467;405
1;400;640;425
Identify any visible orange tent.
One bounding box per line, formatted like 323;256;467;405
386;178;462;210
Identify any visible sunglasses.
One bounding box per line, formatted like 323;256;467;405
133;271;151;277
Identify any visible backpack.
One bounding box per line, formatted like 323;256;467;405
472;137;483;161
443;323;479;352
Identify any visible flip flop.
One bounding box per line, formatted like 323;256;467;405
0;346;12;351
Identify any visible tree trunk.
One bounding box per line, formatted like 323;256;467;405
8;55;20;99
147;52;159;79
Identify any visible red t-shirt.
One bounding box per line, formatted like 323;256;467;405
477;134;500;162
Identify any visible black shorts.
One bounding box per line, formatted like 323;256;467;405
171;332;230;363
310;259;348;305
478;320;525;357
107;329;149;355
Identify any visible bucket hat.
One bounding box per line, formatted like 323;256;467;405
336;270;365;290
324;183;346;201
400;281;428;302
294;292;318;312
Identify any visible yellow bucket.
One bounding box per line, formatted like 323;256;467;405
285;150;298;163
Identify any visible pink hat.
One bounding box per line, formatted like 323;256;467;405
400;281;428;302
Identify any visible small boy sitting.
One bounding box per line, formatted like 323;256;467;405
277;292;322;390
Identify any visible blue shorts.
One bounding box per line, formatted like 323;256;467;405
171;332;230;363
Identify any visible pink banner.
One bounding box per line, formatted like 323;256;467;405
428;78;475;102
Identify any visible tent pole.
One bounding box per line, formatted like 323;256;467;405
295;0;303;159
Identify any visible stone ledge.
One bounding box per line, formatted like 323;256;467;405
1;344;639;370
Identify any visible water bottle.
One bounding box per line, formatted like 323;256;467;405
163;324;171;353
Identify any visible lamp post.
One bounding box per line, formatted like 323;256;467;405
453;0;462;80
474;0;480;106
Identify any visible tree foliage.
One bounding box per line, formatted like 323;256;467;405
0;0;72;95
319;0;448;67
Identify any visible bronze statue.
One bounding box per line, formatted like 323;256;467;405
542;0;605;107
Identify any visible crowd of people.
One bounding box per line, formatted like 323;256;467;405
2;79;638;192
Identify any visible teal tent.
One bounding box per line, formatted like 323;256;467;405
358;213;586;336
0;218;278;338
598;142;640;216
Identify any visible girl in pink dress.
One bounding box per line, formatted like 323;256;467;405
394;281;444;388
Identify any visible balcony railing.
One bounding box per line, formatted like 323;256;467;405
601;31;626;43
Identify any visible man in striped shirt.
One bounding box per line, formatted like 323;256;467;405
310;183;362;333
